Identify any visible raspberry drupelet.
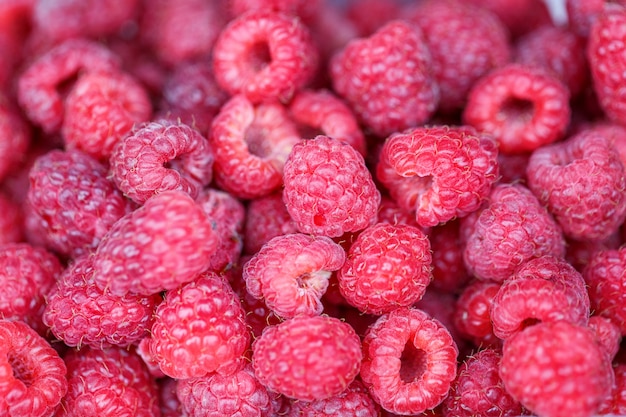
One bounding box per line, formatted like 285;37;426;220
285;379;380;417
588;315;622;360
0;98;30;183
243;191;298;255
453;280;501;348
567;0;626;37
598;363;626;415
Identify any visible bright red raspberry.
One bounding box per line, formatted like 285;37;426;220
110;120;214;204
244;233;345;319
209;94;301;199
17;38;121;133
92;190;218;296
0;191;23;244
283;135;380;237
500;321;613;417
252;315;362;401
286;379;380;417
0;98;30;183
377;125;499;228
442;348;522;417
150;272;250;379
360;307;458;415
59;346;159;417
589;315;622;360
330;20;438;137
337;223;432;315
463;64;570;154
567;0;626;37
0;320;67;417
429;221;471;292
407;0;511;113
243;191;298;255
212;10;318;103
598;363;626;414
453;280;501;348
526;129;626;241
28;149;135;259
465;0;553;38
462;183;566;282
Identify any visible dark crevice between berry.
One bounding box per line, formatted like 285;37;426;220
520;317;541;331
297;124;325;141
399;341;427;383
9;352;34;387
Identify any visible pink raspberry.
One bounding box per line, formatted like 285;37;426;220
330;20;438;137
212;10;318;103
243;233;345;319
252;315;362;401
566;231;622;271
135;338;166;379
462;183;566;282
158;378;183;417
345;0;400;36
360;307;458;415
228;0;320;21
376;125;499;228
375;196;422;228
414;289;468;351
92;190;219;296
243;191;298;255
285;379;380;417
598;363;626;415
0;191;23;245
567;0;626;37
465;0;553;38
462;64;571;154
110;120;214;204
0;98;30;183
588;315;622;360
282;135;380;237
500;321;613;417
429;221;470;292
526;129;626;241
150;272;250;379
453;280;501;348
337;223;432;315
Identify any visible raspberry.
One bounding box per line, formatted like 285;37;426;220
60;346;159;417
158;378;183;417
345;0;400;37
588;315;622;360
244;233;345;319
490;256;590;340
526;129;626;241
135;337;166;379
243;191;298;255
110;120;214;204
360;307;458;415
27;149;135;259
282;135;380;237
496;152;531;184
0;98;30;183
585;121;626;166
285;379;380;417
43;254;160;349
453;280;501;348
337;223;432;315
149;272;250;379
0;191;23;244
407;0;511;112
209;94;301;199
462;183;566;282
330;20;438;137
375;196;423;229
429;221;471;292
567;0;626;37
212;10;318;103
442;348;522;417
377;125;499;228
465;0;553;38
462;64;571;154
92;190;218;296
228;0;320;21
252;315;362;401
500;321;613;417
598;363;626;414
414;289;467;352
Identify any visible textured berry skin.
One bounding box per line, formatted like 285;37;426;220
0;320;67;417
244;233;345;319
337;223;432;315
28;149;135;259
598;363;626;415
588;315;622;360
243;191;298;255
150;272;250;379
463;64;570;154
0;192;23;244
429;221;470;292
526;129;626;241
92;190;219;296
43;255;160;349
453;280;501;348
229;0;320;20
252;315;362;401
283;135;380;237
110;120;214;204
500;321;613;417
159;378;184;417
376;125;499;228
60;346;159;417
465;0;552;39
442;348;522;417
330;20;438;137
567;0;626;37
462;183;566;282
360;307;458;415
490;256;590;340
286;379;380;417
212;10;318;103
0;99;30;183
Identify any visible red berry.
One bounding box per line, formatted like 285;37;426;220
243;191;298;255
158;378;183;417
228;0;320;20
453;280;501;348
465;0;553;39
567;0;626;37
429;221;471;292
598;362;626;415
285;379;380;417
0;98;30;183
588;315;622;361
0;191;24;244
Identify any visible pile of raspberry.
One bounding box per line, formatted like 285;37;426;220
2;0;626;416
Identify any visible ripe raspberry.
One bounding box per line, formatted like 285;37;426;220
376;125;499;228
92;190;218;296
243;191;298;255
286;379;380;417
462;183;566;282
598;363;626;415
0;98;30;183
496;152;531;184
330;20;438;137
337;223;432;315
28;149;135;259
526;129;626;241
566;230;622;271
150;272;249;379
584;121;626;166
228;0;320;21
463;64;570;154
360;307;458;415
588;315;622;360
244;233;345;319
442;348;522;417
252;315;362;401
345;0;400;37
60;346;159;417
136;337;166;379
110;120;214;204
212;10;318;103
0;191;23;245
282;135;380;237
414;289;467;352
429;221;470;292
465;0;553;38
158;378;183;417
453;280;501;348
500;321;613;417
210;94;301;199
567;0;626;37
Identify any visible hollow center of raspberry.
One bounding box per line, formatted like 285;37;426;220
245;125;272;158
8;352;34;387
296;270;331;293
499;97;534;123
399;342;427;383
248;42;271;72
